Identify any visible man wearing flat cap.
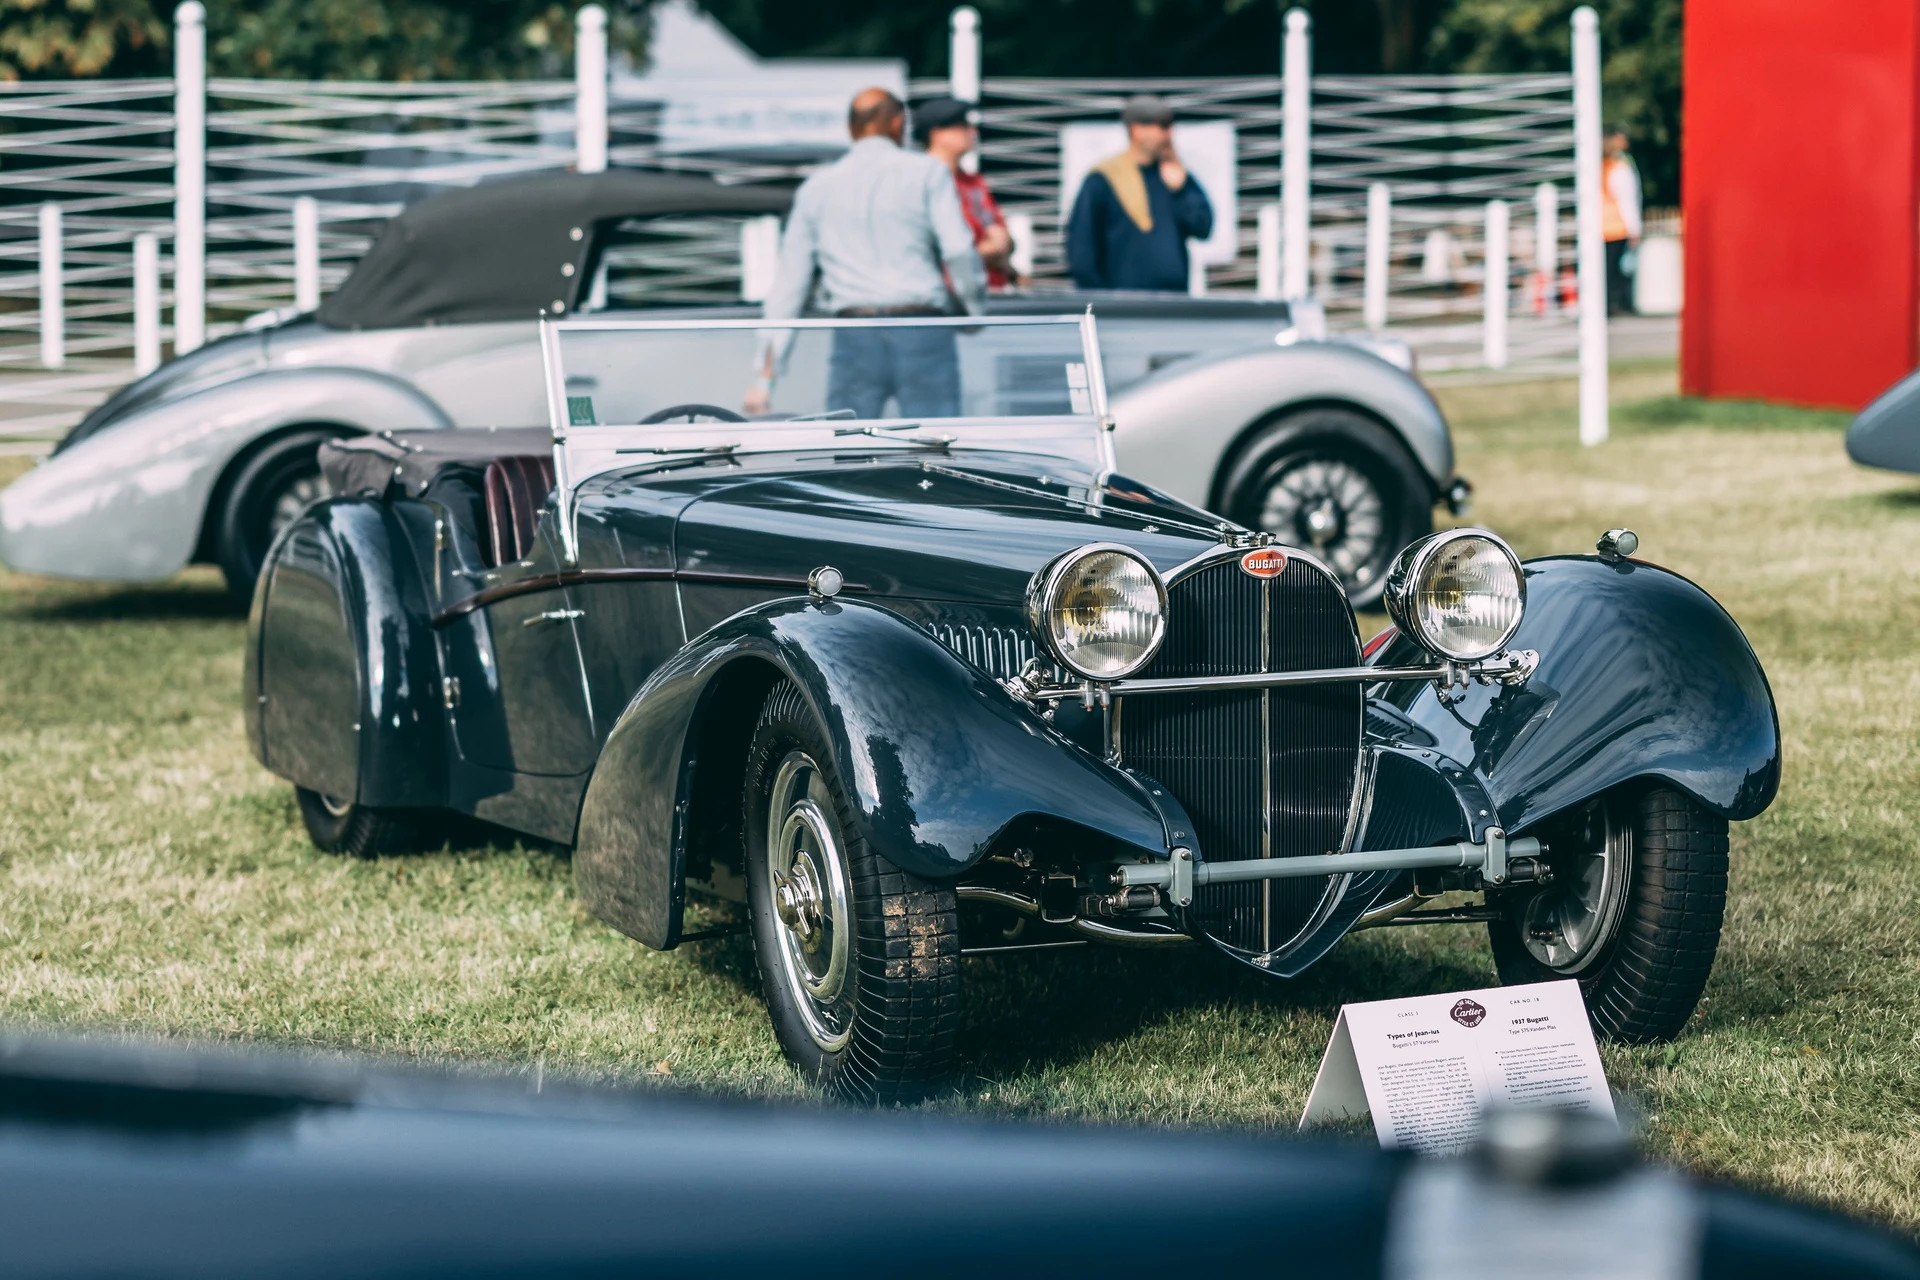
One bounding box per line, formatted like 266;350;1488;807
1065;95;1213;292
918;95;1017;288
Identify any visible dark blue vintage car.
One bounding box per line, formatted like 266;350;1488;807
245;314;1780;1103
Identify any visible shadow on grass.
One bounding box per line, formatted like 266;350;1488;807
1864;486;1920;512
12;581;240;623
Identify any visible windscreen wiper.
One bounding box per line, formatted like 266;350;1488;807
832;424;954;448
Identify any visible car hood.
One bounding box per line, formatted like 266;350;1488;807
53;329;269;455
668;452;1228;605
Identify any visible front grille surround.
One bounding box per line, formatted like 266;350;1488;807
1115;546;1364;958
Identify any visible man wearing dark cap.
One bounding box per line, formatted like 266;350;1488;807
1065;94;1213;292
919;95;1016;289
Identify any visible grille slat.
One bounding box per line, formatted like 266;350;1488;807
1120;552;1362;956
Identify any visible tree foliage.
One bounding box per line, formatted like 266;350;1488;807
0;0;169;79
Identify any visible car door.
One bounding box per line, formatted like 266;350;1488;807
446;525;598;777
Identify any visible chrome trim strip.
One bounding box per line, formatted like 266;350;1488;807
1259;568;1272;951
1115;836;1545;888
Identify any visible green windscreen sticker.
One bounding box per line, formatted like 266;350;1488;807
567;395;597;426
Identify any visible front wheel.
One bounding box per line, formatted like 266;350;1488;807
1218;407;1432;609
215;428;345;605
1488;786;1729;1043
743;682;961;1104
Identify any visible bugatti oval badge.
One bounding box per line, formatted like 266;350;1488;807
1240;548;1289;578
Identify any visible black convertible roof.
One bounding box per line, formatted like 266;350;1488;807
316;169;792;331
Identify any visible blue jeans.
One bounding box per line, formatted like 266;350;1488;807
826;326;961;420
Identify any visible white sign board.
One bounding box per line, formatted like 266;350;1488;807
1299;979;1614;1156
1058;121;1238;267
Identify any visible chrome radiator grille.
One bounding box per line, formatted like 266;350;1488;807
1117;552;1363;956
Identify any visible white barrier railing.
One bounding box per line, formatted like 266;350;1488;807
1;4;1608;446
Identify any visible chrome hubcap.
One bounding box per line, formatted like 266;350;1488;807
270;471;328;536
1516;797;1632;973
764;751;853;1052
1256;459;1386;586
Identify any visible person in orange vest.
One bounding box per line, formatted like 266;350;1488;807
1602;125;1643;315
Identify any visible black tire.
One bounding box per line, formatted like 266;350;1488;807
295;787;419;859
1488;786;1729;1043
1217;406;1432;609
743;682;961;1104
214;428;346;604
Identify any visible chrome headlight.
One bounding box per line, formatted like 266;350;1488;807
1026;544;1168;680
1383;529;1525;661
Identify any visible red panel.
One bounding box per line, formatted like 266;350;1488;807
1682;0;1920;409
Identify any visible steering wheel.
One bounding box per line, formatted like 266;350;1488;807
639;403;749;424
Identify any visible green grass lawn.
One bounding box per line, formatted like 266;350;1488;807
2;363;1917;1227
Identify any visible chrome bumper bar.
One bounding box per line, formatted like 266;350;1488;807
1114;829;1542;907
1013;649;1538;704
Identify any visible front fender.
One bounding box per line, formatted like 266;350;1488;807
1847;366;1920;473
1110;342;1453;510
574;598;1172;950
0;368;450;582
1373;556;1780;834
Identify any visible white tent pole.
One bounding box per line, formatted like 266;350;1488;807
1006;212;1034;280
1363;182;1390;333
1281;7;1312;301
133;233;161;375
1534;181;1559;281
1573;6;1607;445
173;1;205;355
293;196;320;312
38;203;63;370
575;4;609;175
1483;199;1510;369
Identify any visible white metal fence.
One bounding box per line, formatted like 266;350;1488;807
0;3;1614;449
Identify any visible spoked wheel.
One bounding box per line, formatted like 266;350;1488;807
294;786;419;859
1218;406;1431;609
215;428;346;605
744;682;960;1104
1488;786;1729;1043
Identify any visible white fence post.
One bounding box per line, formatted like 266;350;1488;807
949;7;981;102
575;4;609;175
133;233;161;375
1255;203;1281;299
1281;7;1312;300
740;215;781;302
38;203;63;370
1006;211;1034;281
1572;6;1607;445
1363;182;1390;333
1534;181;1558;281
1483;199;1510;369
173;1;206;355
293;196;320;312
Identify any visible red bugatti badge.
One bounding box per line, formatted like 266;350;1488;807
1239;548;1289;578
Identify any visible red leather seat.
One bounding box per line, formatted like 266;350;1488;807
481;455;556;567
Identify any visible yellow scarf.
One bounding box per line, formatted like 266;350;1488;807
1094;152;1153;234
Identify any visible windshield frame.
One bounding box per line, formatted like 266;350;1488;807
539;311;1113;564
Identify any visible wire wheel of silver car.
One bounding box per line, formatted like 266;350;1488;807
214;427;346;606
1488;786;1729;1043
1219;406;1431;609
743;681;961;1104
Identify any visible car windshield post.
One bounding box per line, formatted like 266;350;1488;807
539;314;1112;565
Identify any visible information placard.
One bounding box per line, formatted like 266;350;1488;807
1298;979;1614;1156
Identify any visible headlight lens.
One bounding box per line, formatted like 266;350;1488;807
1384;529;1525;661
1027;545;1168;680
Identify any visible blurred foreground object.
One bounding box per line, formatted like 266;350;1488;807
0;1029;1913;1280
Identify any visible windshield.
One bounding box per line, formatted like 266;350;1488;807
544;315;1105;430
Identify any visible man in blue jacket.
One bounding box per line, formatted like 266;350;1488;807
1066;95;1213;292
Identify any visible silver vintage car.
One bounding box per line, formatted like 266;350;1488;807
0;169;1464;607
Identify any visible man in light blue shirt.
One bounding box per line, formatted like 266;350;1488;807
746;88;985;419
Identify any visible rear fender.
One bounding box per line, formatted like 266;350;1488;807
574;598;1172;950
245;497;447;809
1371;556;1780;834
